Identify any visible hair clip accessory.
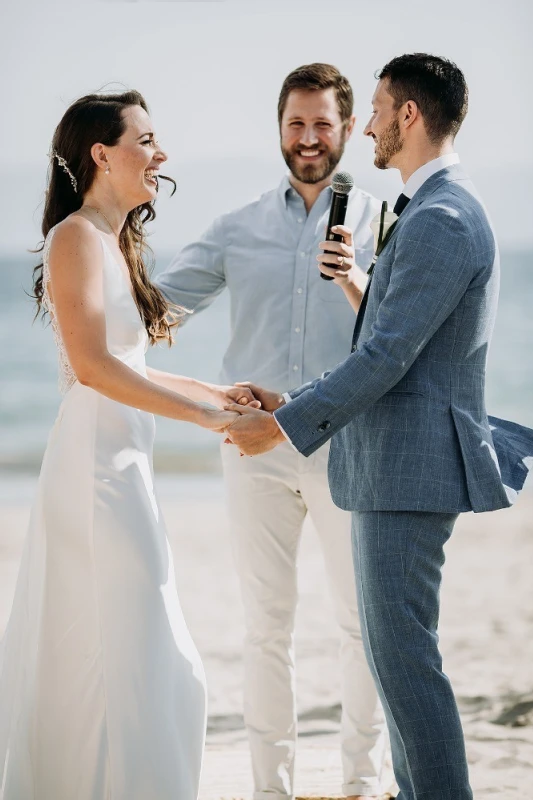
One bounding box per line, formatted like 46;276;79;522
49;149;78;193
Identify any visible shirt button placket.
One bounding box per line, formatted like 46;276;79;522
289;232;309;382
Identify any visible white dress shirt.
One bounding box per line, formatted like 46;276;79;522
402;152;460;200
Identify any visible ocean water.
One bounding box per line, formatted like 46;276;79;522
1;249;532;474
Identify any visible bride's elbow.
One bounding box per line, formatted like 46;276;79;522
76;371;94;387
75;366;97;387
73;356;110;388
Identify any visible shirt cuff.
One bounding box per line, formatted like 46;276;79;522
274;416;298;451
275;396;297;451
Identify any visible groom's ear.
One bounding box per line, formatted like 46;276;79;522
402;100;419;132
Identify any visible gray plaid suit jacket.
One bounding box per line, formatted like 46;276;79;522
275;164;533;513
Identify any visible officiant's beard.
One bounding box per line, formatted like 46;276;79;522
281;140;346;184
374;117;403;169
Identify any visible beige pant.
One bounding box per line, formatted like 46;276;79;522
220;440;388;800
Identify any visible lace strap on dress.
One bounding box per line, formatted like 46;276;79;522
41;226;57;313
42;225;77;395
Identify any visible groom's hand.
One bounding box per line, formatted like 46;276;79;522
234;382;286;414
224;404;286;456
317;224;367;291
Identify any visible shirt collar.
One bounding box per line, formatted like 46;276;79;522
279;173;332;209
403;153;460;200
279;174;293;208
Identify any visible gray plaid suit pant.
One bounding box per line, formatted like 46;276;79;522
351;510;473;800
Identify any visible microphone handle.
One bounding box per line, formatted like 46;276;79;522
320;191;350;280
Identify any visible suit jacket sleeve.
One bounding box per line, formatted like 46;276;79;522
155;216;227;322
286;370;332;402
274;206;476;457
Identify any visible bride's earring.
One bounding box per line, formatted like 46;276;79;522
105;166;110;175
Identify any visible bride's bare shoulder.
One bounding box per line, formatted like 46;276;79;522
50;214;101;257
52;213;101;243
48;215;104;271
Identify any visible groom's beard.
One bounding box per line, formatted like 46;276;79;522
374;117;403;170
281;137;346;184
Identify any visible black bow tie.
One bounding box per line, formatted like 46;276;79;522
393;193;410;216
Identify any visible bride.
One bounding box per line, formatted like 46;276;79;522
0;90;257;800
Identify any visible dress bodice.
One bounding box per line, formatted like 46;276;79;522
42;225;148;394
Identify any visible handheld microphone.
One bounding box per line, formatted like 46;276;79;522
320;171;354;280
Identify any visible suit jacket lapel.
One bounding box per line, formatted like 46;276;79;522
351;283;370;351
350;164;469;352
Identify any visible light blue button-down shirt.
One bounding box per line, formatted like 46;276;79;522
156;176;381;393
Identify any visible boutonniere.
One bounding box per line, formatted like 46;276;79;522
367;201;399;276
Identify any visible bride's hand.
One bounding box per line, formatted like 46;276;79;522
234;382;285;413
206;384;262;411
199;407;241;433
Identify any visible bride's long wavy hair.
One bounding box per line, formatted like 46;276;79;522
33;90;180;345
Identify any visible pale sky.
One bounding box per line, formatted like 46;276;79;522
2;0;532;254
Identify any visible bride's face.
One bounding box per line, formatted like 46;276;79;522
105;105;168;205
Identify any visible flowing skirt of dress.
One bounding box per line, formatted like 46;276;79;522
0;380;207;799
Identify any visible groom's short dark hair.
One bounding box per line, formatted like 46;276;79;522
378;54;468;143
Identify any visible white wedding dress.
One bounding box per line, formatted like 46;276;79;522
0;226;207;799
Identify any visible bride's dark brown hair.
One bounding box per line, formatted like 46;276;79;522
33;90;180;345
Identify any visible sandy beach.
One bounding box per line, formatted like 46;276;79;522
0;473;531;799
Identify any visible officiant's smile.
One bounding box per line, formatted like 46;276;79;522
279;84;355;186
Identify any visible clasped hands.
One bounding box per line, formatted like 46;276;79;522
213;382;288;457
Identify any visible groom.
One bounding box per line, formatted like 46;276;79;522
225;53;533;798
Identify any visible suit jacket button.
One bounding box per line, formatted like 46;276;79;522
351;344;357;352
318;421;331;432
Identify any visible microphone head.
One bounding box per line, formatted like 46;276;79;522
331;171;354;195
